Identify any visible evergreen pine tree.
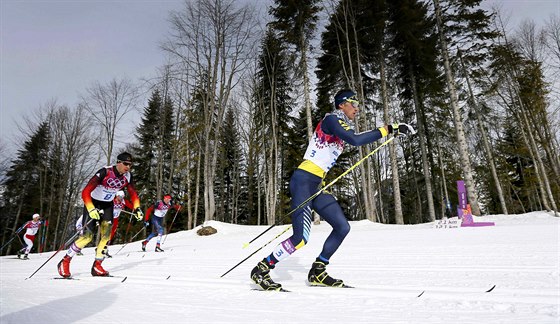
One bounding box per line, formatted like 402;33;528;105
132;90;163;202
216;107;245;223
1;122;50;254
386;0;442;222
269;0;321;140
252;26;295;224
158;96;175;196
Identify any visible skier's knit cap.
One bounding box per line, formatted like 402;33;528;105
334;89;357;108
117;152;133;163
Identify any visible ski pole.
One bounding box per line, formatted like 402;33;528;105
113;223;146;256
16;233;25;248
118;209;137;216
40;220;48;253
118;210;135;243
162;206;181;245
0;224;26;252
242;136;396;249
124;214;133;240
26;217;95;280
221;225;292;278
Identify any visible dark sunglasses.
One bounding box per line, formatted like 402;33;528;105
121;161;132;167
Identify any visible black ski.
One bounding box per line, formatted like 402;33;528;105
251;288;290;292
309;284;354;289
415;284;496;297
486;284;496;292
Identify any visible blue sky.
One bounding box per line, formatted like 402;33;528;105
1;0;559;153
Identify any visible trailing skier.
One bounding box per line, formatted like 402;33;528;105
141;195;180;252
17;213;42;260
104;190;133;257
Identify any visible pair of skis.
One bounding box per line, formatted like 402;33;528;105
255;285;354;293
54;275;128;283
253;284;497;295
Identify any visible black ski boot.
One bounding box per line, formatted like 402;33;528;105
250;258;283;291
308;260;345;287
17;249;23;259
155;244;164;252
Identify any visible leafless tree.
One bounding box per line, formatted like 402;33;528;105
514;20;560;195
81;78;139;165
492;14;558;215
543;15;560;71
163;0;259;222
541;15;560;177
45;104;99;248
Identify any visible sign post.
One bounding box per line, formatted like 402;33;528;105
457;180;495;227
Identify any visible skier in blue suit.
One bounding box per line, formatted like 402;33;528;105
251;89;415;291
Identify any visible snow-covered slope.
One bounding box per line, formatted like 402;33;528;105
1;211;558;323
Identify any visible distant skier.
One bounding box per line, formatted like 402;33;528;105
250;89;415;291
17;213;42;260
141;195;181;252
57;152;144;278
104;190;133;257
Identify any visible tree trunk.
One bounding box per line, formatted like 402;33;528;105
437;143;451;217
257;160;262;226
300;40;314;141
409;69;436;222
517;114;551;211
379;51;404;224
193;147;202;229
458;50;508;215
6;187;26;255
433;0;481;215
516;96;558;214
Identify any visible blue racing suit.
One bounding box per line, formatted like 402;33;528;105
267;111;389;265
144;200;177;245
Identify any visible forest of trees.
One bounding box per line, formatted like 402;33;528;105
1;0;559;255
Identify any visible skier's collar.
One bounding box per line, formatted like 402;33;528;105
113;165;124;177
329;109;355;129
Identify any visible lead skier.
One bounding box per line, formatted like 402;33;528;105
250;89;415;291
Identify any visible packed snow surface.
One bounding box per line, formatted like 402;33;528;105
1;211;558;323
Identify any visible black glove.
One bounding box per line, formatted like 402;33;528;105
389;122;416;136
